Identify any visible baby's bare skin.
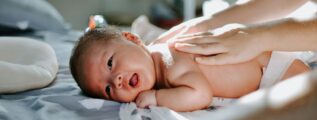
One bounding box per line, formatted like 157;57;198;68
136;43;262;111
136;43;308;112
80;32;309;112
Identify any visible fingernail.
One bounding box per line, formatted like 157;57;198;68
167;40;174;45
195;57;202;62
196;59;209;65
195;57;215;65
174;43;184;48
166;39;174;43
175;43;192;48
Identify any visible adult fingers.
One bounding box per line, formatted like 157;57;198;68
174;35;218;45
216;28;245;39
177;32;213;39
175;43;228;55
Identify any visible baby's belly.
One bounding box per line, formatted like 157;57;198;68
199;60;262;98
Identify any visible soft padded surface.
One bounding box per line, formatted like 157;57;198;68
0;37;58;93
0;0;68;33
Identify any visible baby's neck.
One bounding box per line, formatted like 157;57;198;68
147;43;172;89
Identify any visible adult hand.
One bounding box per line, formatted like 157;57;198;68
173;28;265;65
152;16;212;44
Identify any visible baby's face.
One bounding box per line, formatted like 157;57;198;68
81;37;156;102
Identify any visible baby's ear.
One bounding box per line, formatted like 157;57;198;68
122;32;142;45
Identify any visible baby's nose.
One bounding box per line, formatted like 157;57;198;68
113;74;123;89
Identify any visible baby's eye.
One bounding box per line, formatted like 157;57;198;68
105;85;111;99
107;56;113;70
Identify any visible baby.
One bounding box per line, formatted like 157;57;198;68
69;27;309;112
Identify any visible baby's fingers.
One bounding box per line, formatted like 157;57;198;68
135;97;146;108
135;96;142;106
136;100;148;108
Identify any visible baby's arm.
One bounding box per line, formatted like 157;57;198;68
156;85;212;112
136;71;212;112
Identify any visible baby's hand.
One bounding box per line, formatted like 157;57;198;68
135;90;157;108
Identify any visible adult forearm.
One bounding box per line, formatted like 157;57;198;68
257;18;317;52
207;0;308;30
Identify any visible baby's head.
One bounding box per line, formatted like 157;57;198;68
70;27;156;102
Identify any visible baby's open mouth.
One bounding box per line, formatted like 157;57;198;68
129;73;139;88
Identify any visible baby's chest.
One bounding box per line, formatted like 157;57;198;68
164;51;201;84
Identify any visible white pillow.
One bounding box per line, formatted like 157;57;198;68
0;37;58;93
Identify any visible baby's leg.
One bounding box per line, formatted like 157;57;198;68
281;59;310;80
257;51;310;88
257;51;310;78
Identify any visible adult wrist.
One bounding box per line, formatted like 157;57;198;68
206;15;224;30
248;25;275;53
195;16;215;31
259;27;278;52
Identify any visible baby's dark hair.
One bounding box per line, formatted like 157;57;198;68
69;26;122;97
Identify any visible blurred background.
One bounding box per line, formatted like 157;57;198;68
1;0;316;35
47;0;238;30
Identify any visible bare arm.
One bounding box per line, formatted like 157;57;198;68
136;71;212;112
156;86;210;112
209;0;309;29
173;18;317;65
155;0;308;44
260;18;317;52
156;72;212;112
